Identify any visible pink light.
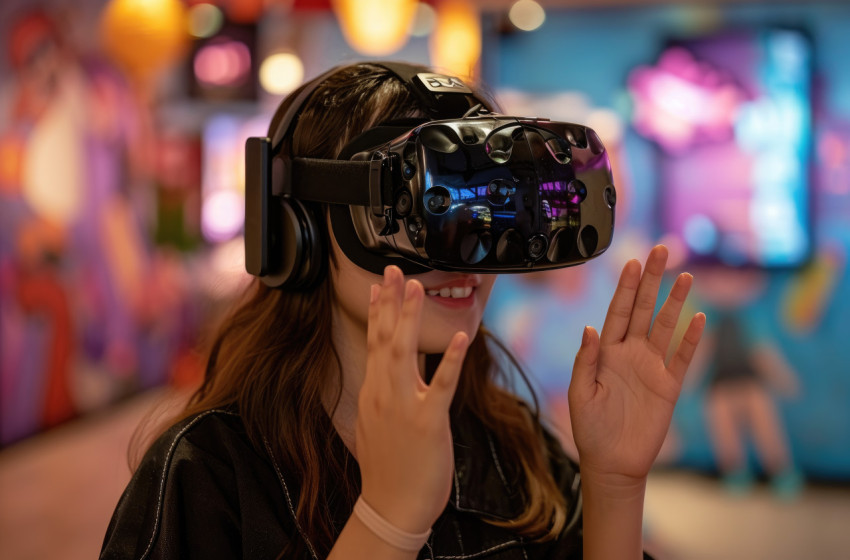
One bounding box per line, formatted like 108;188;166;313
194;38;250;87
202;190;243;242
817;131;850;195
627;46;746;153
819;132;846;168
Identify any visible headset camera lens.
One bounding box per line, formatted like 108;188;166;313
424;186;451;214
527;234;548;260
604;185;617;207
567;180;588;204
394;190;413;217
579;226;599;257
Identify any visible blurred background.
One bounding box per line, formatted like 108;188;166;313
1;0;849;559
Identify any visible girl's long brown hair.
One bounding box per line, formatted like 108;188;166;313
162;63;567;557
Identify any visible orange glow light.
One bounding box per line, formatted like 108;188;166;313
333;0;417;56
430;0;481;80
100;0;189;84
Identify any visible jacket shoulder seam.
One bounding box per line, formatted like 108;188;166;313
138;408;239;560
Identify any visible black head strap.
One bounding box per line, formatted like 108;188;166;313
270;61;484;156
281;121;422;223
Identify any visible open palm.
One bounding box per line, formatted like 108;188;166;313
568;245;706;481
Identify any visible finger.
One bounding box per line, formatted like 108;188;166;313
599;259;642;345
388;279;425;393
425;331;469;412
375;266;404;348
668;312;707;383
568;326;600;405
627;245;669;338
365;267;403;394
364;283;382;382
648;272;693;355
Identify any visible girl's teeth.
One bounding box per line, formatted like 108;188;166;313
426;287;473;298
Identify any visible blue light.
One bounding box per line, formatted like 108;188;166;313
729;28;812;267
683;214;718;255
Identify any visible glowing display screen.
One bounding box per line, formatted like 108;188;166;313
629;28;813;268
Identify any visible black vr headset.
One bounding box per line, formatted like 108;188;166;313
245;61;616;289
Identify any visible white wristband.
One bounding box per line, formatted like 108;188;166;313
352;495;431;552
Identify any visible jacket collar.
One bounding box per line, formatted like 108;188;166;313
449;408;525;521
264;406;526;527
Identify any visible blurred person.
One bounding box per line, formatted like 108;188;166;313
686;265;803;499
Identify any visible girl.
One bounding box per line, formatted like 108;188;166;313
100;62;705;560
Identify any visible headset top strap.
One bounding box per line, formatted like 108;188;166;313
269;61;483;151
376;61;481;119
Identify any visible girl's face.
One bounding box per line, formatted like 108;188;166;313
329;230;497;354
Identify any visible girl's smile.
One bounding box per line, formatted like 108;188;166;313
423;276;481;309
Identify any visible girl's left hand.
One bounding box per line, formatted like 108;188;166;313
568;245;706;485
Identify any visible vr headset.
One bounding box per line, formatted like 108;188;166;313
245;62;616;289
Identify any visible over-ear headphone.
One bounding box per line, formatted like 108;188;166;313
259;195;326;290
245;61;484;290
245;66;343;290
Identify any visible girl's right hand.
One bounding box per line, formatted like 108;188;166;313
355;265;470;535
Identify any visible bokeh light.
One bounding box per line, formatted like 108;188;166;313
430;0;481;79
193;38;251;87
683;214;719;255
187;3;224;39
259;52;304;95
409;1;436;37
333;0;417;56
202;189;244;242
508;0;546;32
223;0;265;23
100;0;188;83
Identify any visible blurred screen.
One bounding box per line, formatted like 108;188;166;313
629;28;813;268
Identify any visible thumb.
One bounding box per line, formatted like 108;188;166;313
569;326;600;403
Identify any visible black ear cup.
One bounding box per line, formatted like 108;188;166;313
261;198;326;290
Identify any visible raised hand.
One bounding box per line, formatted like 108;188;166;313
356;266;469;535
568;245;706;483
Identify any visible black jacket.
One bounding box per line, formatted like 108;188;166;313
99;407;632;559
